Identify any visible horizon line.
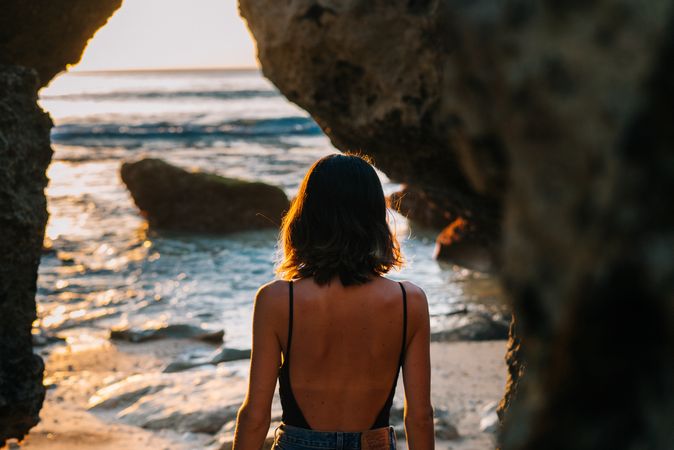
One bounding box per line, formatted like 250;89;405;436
69;65;261;74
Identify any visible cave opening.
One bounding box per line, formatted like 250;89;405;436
1;1;512;449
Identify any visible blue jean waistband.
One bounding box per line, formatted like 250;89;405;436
274;422;395;449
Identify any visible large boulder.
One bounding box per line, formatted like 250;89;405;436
389;187;498;271
430;312;510;343
120;158;290;233
109;324;224;344
0;65;52;446
163;347;251;373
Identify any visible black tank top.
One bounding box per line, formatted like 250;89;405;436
278;280;408;430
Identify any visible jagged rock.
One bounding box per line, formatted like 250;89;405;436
0;65;52;446
1;4;124;443
388;187;457;230
433;407;460;440
0;1;123;86
120;158;290;233
434;217;497;273
89;368;252;434
31;330;65;347
109;323;224;344
0;0;672;448
209;347;251;364
434;417;460;441
239;0;503;244
479;401;499;434
389;188;498;271
431;313;509;342
163;347;251;373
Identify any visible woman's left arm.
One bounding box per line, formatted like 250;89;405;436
233;282;282;450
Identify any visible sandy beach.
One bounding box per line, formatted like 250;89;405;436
9;339;506;450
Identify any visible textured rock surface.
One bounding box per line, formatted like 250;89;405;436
121;158;290;233
109;324;224;344
0;0;672;447
89;368;281;434
0;66;53;445
240;0;674;448
430;313;509;343
1;2;122;443
239;0;503;240
163;347;252;373
389;187;468;230
0;1;123;86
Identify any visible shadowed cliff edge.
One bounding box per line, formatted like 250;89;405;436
1;0;673;448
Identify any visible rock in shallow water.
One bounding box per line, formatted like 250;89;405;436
434;217;498;273
120;158;290;233
163;347;251;373
479;401;499;434
109;324;224;343
31;330;66;347
431;313;509;342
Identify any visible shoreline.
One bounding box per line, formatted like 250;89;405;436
12;339;506;450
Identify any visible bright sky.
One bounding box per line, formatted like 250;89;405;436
74;0;258;71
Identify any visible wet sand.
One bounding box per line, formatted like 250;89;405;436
12;339;506;450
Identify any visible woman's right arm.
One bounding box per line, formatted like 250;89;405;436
401;282;434;450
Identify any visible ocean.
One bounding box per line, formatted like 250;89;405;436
37;68;501;348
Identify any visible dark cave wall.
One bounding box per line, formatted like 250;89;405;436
0;66;52;446
0;0;123;444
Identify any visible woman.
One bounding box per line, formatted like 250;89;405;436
233;153;434;450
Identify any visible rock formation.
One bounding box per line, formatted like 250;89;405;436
0;0;673;447
0;66;52;446
238;0;504;243
109;324;224;344
240;1;674;448
0;1;123;87
120;158;290;233
0;2;123;444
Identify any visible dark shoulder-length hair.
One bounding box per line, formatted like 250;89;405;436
275;152;404;286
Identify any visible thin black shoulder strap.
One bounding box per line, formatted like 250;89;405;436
398;281;407;366
287;280;294;360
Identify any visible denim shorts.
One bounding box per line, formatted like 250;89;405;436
273;422;397;450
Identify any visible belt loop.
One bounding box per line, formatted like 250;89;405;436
273;423;281;446
336;431;344;450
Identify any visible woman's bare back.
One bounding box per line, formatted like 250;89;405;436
276;275;423;431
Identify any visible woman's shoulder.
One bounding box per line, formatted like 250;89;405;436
387;278;429;322
256;278;291;302
381;277;427;301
